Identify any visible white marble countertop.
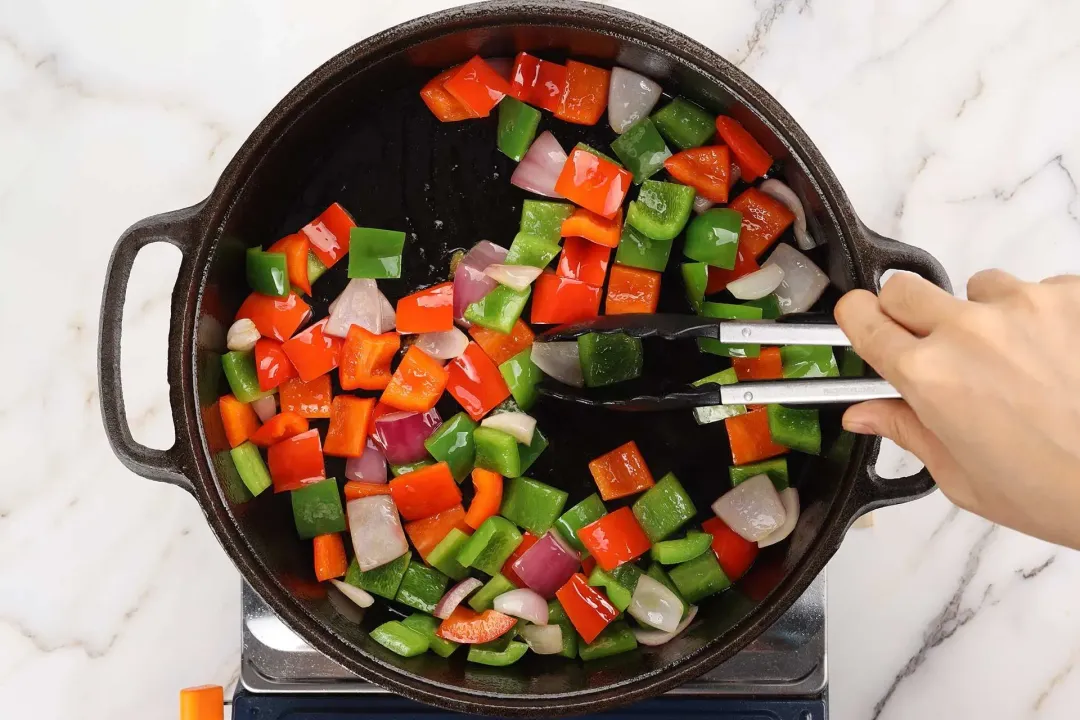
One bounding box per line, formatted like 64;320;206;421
3;0;1080;718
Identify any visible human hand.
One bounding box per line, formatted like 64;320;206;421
835;270;1080;548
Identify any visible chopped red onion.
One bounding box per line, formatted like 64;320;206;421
480;411;536;445
711;474;787;542
329;579;375;609
227;318;260;352
627;575;684;633
251;395;277;423
347;496;409;572
758;488;800;548
415;328;469;361
632;606;698;646
434;577;484;620
485;263;543;291
454;241;509;321
531;341;584;388
608;67;663;134
511;131;567;198
371;409;441;465
693;195;716;215
760;179;814;250
511;530;580;599
325;279;396;338
520;624;563;655
762;244;830;315
344;440;387;484
484;57;513;81
727;264;785;300
493;588;549;625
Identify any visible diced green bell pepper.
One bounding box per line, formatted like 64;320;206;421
306;251;327;288
554;493;606;551
229;441;272;497
684;209;742;269
473;427;521;477
577;332;644;388
742;294;781;319
697;302;763;358
348;227;405;279
344;552;411;600
246;247;290;297
615;223;674;272
588;567;633;611
395;562;450;614
651;531;713;565
668;551;731;603
290;478;346;539
767;404;822;455
221;350;273;403
427;527;472;581
469;573;517;612
391;459;435;477
780;345;840;379
626;180;696;241
610;117;671;184
468;639;529;666
497;97;541;162
840;347;865;377
520;200;574;242
499;348;542;411
691;368;746;425
575;142;623;167
457;517;523;576
371;620;429;657
579;621;638;661
651;97;716;150
424;412;477;482
647;563;689;612
547;600;580;658
215;450;253;504
516;426;548;476
730;457;790;490
632;472;696;542
681;262;709;313
500;476;568;535
611;563;644;594
505;232;561;268
401;613;460;658
464;285;531;334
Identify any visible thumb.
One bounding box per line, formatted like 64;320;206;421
842;399;947;468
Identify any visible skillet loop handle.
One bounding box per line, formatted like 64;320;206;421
98;206;202;494
857;224;953;294
852;435;936;523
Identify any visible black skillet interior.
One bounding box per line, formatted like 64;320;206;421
195;22;855;701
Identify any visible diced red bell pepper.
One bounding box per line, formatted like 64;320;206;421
732;346;783;381
468;319;535;366
395;282;454;334
267;232;313;295
729;187;795;260
437;607;517;644
446;342;511;421
302;203;356;269
555;60;610;126
339;326;400;391
557;236;611;287
389;461;463;522
501;531;539;587
279;375;333;419
313;533;348;582
706;248;759;295
702;516;759;581
282;319;343;382
443;56;511;117
605;264;661;315
588;441;656;501
219;395;260;448
236;292;311;342
560;207;622;248
267;428;326;492
465;469;504;532
323;396;375;457
663;146;732;204
380;345;449;413
580;555;597;577
555;573;618;644
508;52;540;102
577;507;652;572
405;504;470;562
715;116;774;182
420;65;477;122
343;481;392;500
530;272;602;325
725;407;789;465
254;338;298;391
554;148;631;219
509;52;566;113
249;411;309;448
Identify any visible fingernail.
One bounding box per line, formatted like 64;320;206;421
843;419;874;435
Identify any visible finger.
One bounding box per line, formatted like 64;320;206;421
967;269;1022;302
878;272;963;336
1041;274;1080;287
842;399;960;485
835;290;919;381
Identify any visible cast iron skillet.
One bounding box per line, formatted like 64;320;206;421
98;2;950;715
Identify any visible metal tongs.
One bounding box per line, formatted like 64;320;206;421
535;313;901;410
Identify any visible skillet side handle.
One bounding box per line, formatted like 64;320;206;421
857;224;953;294
98;206;202;494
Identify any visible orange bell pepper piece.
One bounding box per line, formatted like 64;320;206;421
446;342;511;421
560;207;622;248
725;407;789;465
396;282;454;334
388;461;463;521
323;396;376;457
420;65;477;122
557;236;612;287
405;504;471;562
577;507;651;572
218;394;261;449
302;202;355;269
282;319;343;382
248;411;309;448
339;326;400;391
706;248;759;295
179;685;224;720
380;345;449;413
605;264;661;315
267;428;326;493
732;347;783;381
663;146;732;204
554;148;631;219
268;232;312;295
254;338;298;391
468;319;535;366
729;187;795;260
715;116;774;182
313;533;348;581
344;481;392;500
555;60;610;126
464;469;504;530
443;56;511;117
588;440;656;501
279;375;332;419
437;607;517;644
235;291;311;342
